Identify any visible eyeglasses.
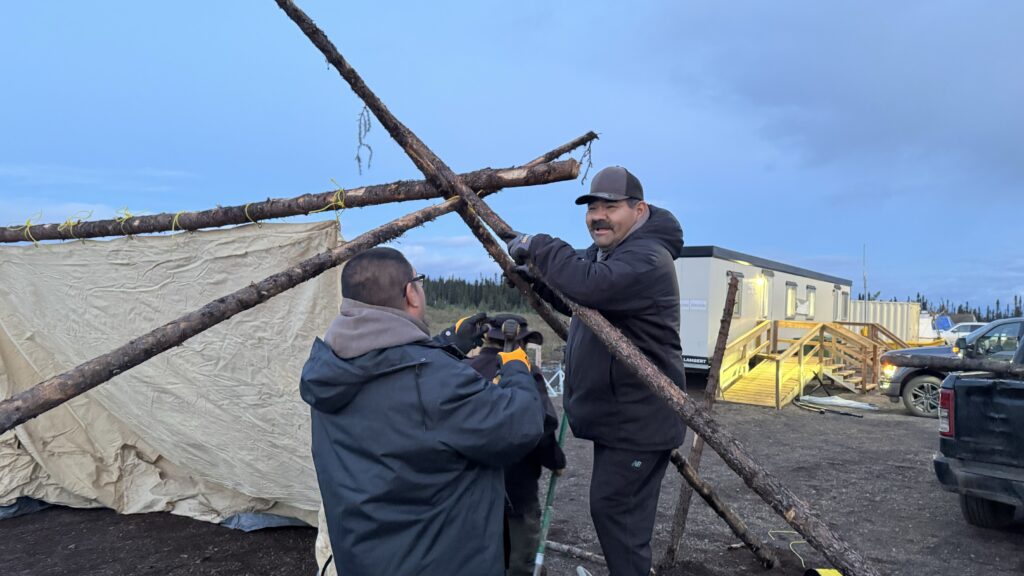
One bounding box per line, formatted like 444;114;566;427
403;273;425;295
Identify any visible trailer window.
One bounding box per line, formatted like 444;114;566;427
806;286;816;320
841;292;850;321
727;272;743;318
785;282;797;319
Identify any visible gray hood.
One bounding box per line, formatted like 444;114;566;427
325;299;430;359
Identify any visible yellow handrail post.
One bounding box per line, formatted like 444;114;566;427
798;341;805;392
775;360;781;410
818;326;825;367
872;344;880;390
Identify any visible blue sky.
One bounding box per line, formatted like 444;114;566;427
2;2;1022;307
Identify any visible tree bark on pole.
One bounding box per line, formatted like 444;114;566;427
0;164;574;243
885;353;1024;377
661;277;755;569
669;452;778;569
272;3;879;574
0;159;580;434
544;541;607;566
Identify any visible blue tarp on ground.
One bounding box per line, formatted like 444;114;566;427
0;497;52;520
220;512;311;532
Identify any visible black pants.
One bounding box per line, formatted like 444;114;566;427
590;444;671;576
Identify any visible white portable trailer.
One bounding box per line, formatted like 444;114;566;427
676;246;853;370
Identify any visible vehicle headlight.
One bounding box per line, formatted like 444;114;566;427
881;363;897;379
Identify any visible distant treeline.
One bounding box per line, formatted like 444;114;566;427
424;275;529;312
861;292;1024;323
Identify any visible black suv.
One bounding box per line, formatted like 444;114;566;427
879;318;1023;417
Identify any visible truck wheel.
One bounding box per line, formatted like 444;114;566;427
960;494;1016;529
901;375;941;417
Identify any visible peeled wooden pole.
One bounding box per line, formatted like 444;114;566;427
0;160;578;434
670;452;777;569
660;277;772;569
0;164;567;243
272;4;878;574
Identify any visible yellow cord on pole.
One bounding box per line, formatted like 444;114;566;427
57;210;94;241
8;212;43;246
170;211;187;233
115;207;134;236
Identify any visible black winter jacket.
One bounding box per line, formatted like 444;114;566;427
466;347;567;515
300;325;543;575
526;205;687;450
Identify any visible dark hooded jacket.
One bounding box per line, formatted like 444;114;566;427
300;300;544;576
525;205;687;451
466;346;566;515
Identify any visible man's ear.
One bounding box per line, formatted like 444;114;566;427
404;283;415;307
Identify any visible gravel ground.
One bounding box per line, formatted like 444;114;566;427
4;382;1022;575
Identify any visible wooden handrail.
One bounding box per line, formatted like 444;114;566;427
823;322;878;349
776;323;825;363
723;321;772;355
837;322;909;350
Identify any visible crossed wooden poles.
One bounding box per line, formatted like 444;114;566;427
0;3;883;575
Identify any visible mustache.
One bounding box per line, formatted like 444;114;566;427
589;220;613;231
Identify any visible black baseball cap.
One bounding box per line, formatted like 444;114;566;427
575;166;644;205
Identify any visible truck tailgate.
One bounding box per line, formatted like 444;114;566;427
954;377;1024;468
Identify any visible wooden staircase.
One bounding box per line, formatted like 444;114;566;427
718;320;907;409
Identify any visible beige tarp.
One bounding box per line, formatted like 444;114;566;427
0;222;342;525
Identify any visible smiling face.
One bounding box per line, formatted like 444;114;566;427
586;199;647;249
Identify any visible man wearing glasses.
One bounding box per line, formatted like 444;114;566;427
300;247;544;576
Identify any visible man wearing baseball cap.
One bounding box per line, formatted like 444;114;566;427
506;166;687;576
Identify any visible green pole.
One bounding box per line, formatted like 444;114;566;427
532;410;569;576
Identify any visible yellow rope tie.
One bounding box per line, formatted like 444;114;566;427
312;181;348;235
115;207;134;236
243;203;261;228
8;211;43;246
57;210;94;241
170;211;187;233
768;530;807;568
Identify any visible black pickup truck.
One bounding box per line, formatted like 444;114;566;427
933;345;1024;529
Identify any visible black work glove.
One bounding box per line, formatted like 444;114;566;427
506;232;533;265
435;312;489;357
504;264;535;287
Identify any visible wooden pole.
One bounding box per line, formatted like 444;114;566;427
545;541;606;566
0;159;579;433
886;353;1024;377
670;451;778;569
0;163;575;243
661;277;767;569
272;3;880;574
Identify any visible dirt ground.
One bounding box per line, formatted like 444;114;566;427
4;381;1022;576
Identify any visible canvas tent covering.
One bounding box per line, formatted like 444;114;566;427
0;222;342;527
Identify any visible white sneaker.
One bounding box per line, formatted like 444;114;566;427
575;567;593;576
